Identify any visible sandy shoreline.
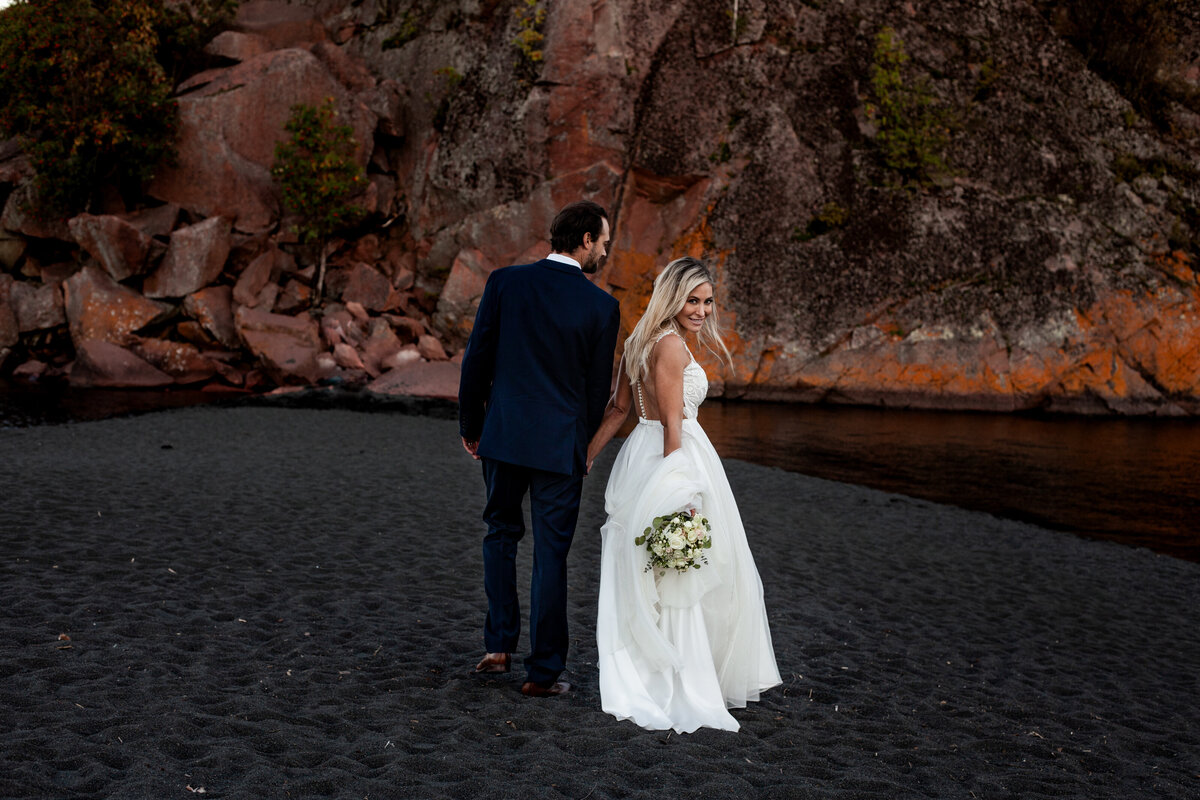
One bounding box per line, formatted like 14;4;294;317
1;406;1197;798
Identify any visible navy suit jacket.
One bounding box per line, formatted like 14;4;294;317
458;258;621;476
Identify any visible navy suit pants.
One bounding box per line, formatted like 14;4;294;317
481;458;582;685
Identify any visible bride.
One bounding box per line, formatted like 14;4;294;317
587;257;781;733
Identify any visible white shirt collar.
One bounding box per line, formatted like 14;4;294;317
546;252;581;269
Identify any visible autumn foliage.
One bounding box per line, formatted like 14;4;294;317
0;0;235;215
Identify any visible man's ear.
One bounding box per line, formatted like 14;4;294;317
582;231;594;248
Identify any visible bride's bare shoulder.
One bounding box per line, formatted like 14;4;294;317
649;331;689;370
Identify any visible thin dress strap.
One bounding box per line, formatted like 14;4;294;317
635;328;691;419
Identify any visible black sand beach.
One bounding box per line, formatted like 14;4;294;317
1;407;1197;799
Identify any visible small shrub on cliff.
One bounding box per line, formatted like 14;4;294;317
866;26;953;187
271;99;366;304
0;0;182;215
512;0;546;80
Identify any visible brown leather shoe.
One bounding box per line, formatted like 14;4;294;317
521;680;571;698
474;652;511;673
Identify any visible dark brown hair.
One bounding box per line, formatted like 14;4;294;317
550;201;609;253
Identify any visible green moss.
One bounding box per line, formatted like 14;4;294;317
382;11;419;50
1112;153;1200;184
792;202;850;242
435;66;464;90
709;141;732;164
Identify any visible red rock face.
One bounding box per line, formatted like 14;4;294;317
183;286;238;349
234;305;323;383
233;247;281;307
9;279;65;333
338;262;394;312
145;217;233;299
234;0;328;49
69;340;174;388
62;267;165;347
127;336;220;385
390;0;1200;414
0;275;18;349
365;359;460;400
68;214;155;281
147;48;374;233
4;0;1200;412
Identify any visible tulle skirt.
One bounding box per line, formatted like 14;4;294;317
596;417;781;733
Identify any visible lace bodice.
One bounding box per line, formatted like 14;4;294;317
680;359;708;420
636;329;708;421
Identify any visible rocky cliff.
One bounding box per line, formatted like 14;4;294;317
2;0;1199;414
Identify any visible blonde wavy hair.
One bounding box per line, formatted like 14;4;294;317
623;257;733;384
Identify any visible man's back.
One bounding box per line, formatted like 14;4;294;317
460;258;620;476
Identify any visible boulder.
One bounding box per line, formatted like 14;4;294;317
234;0;328;49
359;318;404;375
253;281;280;311
0;230;26;270
176;320;216;347
0;275;18;348
340;262;394;312
147;48;374;232
332;341;366;370
68;340;174;387
381;344;421;372
435;248;494;336
68;214;155;281
386;314;426;342
62;266;167;346
234;305;322;382
145;216;233;298
417;334;448;361
11;279;66;332
366;360;461;400
204;30;274;62
127;336;219;384
183;285;239;348
233;247;281;306
0;184;70;241
122;204;181;239
35;261;77;284
11;359;47;381
274;279;312;313
310;41;375;92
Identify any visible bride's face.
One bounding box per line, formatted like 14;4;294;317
674;282;714;333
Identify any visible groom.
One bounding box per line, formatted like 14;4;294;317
458;201;621;697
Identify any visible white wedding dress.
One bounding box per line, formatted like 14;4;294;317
597;332;781;733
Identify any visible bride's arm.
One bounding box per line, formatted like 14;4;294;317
586;355;634;472
652;335;689;457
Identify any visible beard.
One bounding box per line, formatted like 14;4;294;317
581;251;604;274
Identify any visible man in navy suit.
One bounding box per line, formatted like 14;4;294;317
459;201;621;697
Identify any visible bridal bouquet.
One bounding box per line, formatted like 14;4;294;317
635;510;713;574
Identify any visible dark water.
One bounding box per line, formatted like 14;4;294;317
3;383;1198;561
694;401;1200;562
